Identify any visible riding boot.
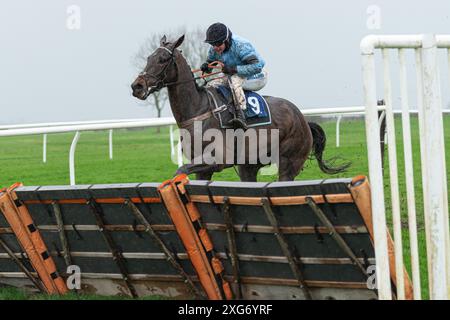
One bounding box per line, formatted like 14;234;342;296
229;107;248;130
225;75;248;130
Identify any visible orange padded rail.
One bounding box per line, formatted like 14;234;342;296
198;229;214;252
158;175;223;300
0;184;68;295
172;175;233;300
349;175;413;300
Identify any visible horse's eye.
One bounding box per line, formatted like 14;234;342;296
159;57;168;64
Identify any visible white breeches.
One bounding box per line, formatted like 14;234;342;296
207;69;268;110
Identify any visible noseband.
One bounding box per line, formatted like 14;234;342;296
138;46;177;99
137;46;221;100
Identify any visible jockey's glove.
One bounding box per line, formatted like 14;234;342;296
222;65;237;75
200;62;212;74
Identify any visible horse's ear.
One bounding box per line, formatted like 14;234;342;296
160;35;167;46
172;35;185;49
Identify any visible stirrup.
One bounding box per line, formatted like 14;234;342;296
228;108;248;130
228;118;248;130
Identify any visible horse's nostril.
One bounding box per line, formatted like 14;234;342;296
132;83;143;92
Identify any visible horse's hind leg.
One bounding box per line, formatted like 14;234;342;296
196;171;214;180
194;164;234;181
278;156;305;181
238;165;260;182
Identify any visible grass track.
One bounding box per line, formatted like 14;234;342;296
0;116;449;300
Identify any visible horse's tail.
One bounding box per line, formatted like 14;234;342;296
308;122;351;174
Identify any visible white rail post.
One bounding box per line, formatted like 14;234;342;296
420;34;449;300
336;115;342;147
445;48;450;297
169;125;175;157
415;49;433;291
361;36;392;300
382;48;405;300
109;129;113;160
177;135;183;168
398;48;421;299
377;110;386;130
69;131;81;186
42;134;47;163
377;110;388;148
447;48;450;102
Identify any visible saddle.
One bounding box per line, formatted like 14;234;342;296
212;86;272;129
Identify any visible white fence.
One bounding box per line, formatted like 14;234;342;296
0;105;448;188
362;34;450;300
0;118;175;185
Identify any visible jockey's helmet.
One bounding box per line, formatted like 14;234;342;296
205;23;232;47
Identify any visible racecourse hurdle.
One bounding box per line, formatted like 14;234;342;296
0;175;411;299
361;34;450;300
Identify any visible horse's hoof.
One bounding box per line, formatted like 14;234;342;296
174;170;183;176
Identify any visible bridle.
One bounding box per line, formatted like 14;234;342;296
135;45;229;129
138;46;177;99
137;46;225;100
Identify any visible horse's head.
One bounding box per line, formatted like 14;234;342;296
131;35;185;100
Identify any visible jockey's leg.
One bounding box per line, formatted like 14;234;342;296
230;75;246;109
228;75;248;129
242;69;268;91
205;77;228;88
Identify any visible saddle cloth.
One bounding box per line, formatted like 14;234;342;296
215;86;272;129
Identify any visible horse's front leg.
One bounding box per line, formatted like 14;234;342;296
195;163;234;180
175;163;210;175
196;172;214;180
175;163;216;180
238;165;261;182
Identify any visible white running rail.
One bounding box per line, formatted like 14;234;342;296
1;107;385;186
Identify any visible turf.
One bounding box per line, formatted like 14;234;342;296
0;116;449;300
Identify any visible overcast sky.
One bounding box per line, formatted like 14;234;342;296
1;0;449;124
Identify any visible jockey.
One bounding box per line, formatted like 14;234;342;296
201;23;267;129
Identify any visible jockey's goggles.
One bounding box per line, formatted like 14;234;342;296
211;41;225;48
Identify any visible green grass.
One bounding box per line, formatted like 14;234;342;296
0;116;449;300
0;286;166;300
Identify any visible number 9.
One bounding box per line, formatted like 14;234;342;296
248;97;260;114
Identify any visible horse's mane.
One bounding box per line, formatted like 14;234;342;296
176;48;207;92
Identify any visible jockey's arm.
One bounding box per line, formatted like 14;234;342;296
206;47;217;64
236;43;264;77
200;48;219;73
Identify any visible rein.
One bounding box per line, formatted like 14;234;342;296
139;47;225;99
179;89;227;129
